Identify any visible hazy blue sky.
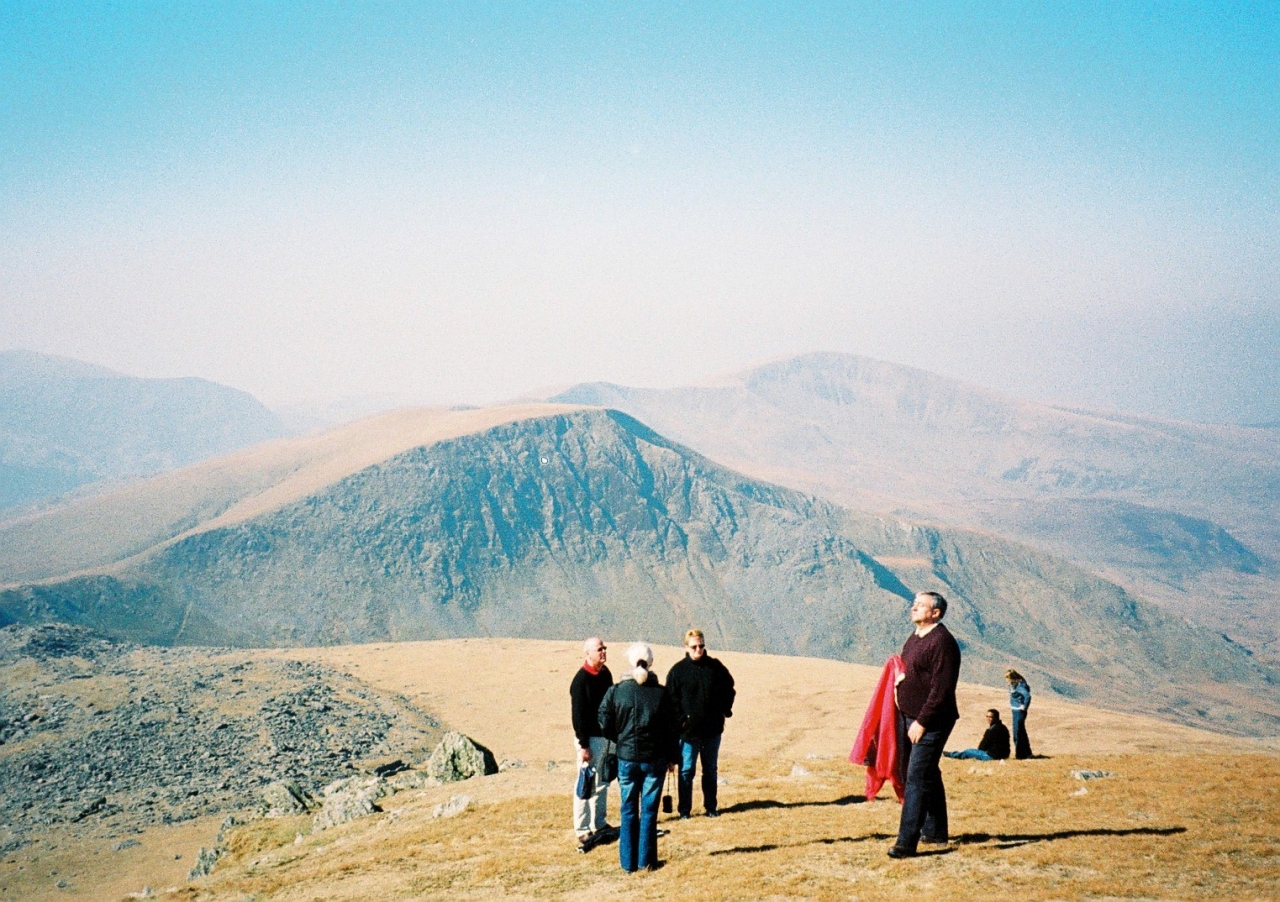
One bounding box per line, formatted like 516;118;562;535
3;3;1277;423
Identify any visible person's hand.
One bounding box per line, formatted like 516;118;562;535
579;747;591;764
907;720;925;744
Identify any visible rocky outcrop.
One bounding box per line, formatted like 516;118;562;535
312;776;391;832
259;780;315;817
425;731;499;783
430;795;471;819
0;623;442;857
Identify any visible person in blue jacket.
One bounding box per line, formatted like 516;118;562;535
1006;669;1033;759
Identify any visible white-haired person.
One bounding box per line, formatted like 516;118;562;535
597;642;679;873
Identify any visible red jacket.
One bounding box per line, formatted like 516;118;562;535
849;655;905;803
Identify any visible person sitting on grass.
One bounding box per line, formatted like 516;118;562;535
944;709;1010;761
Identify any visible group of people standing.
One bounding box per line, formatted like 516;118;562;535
570;629;735;873
570;593;1035;871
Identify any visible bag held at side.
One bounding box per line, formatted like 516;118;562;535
575;763;597;800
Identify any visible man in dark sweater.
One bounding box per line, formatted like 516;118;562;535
944;709;1011;761
665;628;736;818
889;591;962;858
570;636;614;847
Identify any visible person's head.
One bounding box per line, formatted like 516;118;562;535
986;708;1001;723
910;591;947;627
582;636;607;670
685;628;706;661
627;642;654;683
1005;669;1023;685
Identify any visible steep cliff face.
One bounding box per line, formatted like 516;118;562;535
2;411;896;651
3;409;1276;733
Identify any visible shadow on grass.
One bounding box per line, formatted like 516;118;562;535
954;825;1186;849
709;833;894;856
706;825;1187;858
719;795;867;814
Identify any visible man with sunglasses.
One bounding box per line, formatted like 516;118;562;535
665;629;736;819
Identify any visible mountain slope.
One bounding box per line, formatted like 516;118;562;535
0;350;284;512
2;409;1275;734
0;404;583;584
547;352;1280;659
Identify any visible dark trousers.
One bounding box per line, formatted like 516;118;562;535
895;713;954;852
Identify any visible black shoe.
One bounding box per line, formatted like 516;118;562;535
920;836;948;845
705;809;719;818
887;845;917;859
678;814;691;820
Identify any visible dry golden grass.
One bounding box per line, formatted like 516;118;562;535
273;639;1253;762
161;640;1277;902
168;751;1280;901
0;814;225;902
6;639;1277;901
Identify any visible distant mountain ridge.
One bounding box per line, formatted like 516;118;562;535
0;350;284;512
547;352;1280;662
3;408;1277;735
0;404;583;585
551;353;1280;536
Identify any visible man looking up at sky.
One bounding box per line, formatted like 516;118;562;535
665;628;736;819
889;592;962;858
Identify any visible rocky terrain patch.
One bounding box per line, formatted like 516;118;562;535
0;623;445;862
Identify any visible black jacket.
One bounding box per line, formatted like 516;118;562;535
570;665;613;749
665;654;736;741
597;672;678;764
978;721;1011;760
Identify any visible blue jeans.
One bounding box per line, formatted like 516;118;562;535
678;734;722;816
1012;708;1032;759
616;758;665;872
896;713;954;851
944;748;993;760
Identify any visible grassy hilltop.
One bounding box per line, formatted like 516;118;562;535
5;638;1272;902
